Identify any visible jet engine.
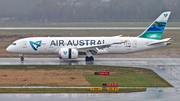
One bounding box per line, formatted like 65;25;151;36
59;48;78;59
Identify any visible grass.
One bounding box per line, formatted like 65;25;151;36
0;88;146;93
84;69;171;87
0;65;172;87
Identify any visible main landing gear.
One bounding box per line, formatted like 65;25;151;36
85;56;94;61
85;50;94;61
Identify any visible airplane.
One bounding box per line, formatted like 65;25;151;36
6;11;171;61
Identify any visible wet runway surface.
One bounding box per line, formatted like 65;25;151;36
0;87;180;101
0;88;179;101
0;58;180;101
0;58;180;66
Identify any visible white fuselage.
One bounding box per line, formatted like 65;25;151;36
6;37;167;55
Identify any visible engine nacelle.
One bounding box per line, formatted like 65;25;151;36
59;48;78;59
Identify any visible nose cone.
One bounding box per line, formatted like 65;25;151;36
6;46;11;52
6;45;12;52
6;45;17;53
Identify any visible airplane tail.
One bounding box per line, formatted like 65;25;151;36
138;11;171;40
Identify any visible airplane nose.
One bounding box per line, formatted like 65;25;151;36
6;46;11;52
6;45;17;53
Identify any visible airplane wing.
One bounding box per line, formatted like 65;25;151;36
146;38;171;46
76;40;127;52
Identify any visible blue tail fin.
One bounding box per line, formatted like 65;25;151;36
138;11;171;40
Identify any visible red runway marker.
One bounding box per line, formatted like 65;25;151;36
107;83;118;86
99;72;109;75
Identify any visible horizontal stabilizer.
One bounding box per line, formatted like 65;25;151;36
146;38;171;46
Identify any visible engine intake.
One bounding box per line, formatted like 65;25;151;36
59;48;78;59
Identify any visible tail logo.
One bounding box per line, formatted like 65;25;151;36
63;51;68;55
150;35;157;38
29;40;42;51
164;14;168;17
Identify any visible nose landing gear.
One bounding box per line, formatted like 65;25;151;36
21;57;24;61
19;54;24;61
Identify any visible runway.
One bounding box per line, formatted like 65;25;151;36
0;58;180;101
0;27;180;30
0;58;179;66
0;87;179;101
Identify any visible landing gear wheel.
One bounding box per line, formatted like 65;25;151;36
21;57;24;61
85;56;94;61
85;56;90;61
89;56;94;61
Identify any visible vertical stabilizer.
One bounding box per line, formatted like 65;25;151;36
138;11;171;40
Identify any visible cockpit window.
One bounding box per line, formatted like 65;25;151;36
12;43;16;45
